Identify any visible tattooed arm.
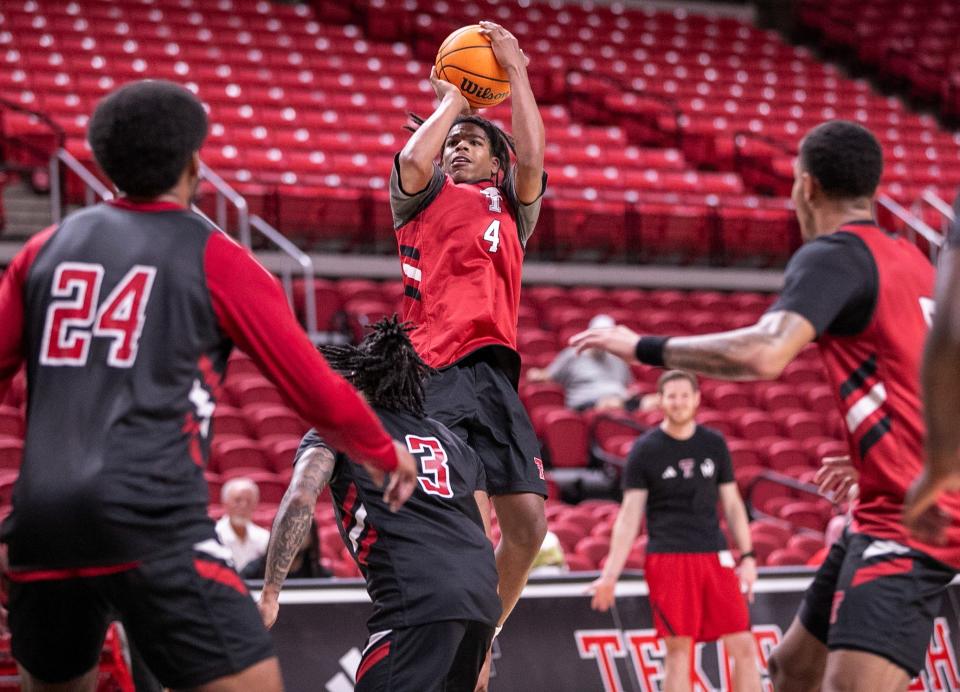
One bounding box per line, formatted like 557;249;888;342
569;311;816;381
257;445;336;628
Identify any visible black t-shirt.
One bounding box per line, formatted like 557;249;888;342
296;407;500;632
768;222;881;337
623;426;735;554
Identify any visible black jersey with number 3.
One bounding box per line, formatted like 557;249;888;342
623;426;735;554
297;407;501;631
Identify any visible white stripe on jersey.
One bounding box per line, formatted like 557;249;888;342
348;504;367;554
402;262;422;282
845;382;887;433
362;629;393;656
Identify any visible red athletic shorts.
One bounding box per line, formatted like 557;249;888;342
644;551;750;642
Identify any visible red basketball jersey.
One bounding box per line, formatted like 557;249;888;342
396;175;525;370
818;224;960;567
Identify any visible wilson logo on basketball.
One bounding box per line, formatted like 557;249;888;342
459;77;507;104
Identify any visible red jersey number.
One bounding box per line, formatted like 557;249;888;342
406;435;454;498
41;262;157;368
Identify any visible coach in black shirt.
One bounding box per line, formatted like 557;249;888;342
588;371;761;692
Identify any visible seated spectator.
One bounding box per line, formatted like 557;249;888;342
241;519;330;580
528;315;656;412
216;477;270;572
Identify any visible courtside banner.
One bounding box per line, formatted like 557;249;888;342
257;570;960;692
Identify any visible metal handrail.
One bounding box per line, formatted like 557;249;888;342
915;189;956;234
249;214;319;340
197;162;250;247
52;148;113;220
877;194;944;262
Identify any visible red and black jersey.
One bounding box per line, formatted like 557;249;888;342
390;159;546;380
0;200;396;572
623;426;735;554
772;222;960;567
297;407;500;632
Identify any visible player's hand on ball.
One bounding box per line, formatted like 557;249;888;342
381;441;418;512
429;67;471;113
478;21;528;73
257;589;280;629
569;325;641;362
814;455;859;503
585;576;616;612
904;467;960;545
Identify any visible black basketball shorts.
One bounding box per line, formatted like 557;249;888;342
425;357;547;497
798;529;956;677
8;540;274;687
354;620;495;692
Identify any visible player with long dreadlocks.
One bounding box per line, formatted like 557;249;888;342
258;317;501;692
389;25;547;679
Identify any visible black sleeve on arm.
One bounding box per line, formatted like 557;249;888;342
767;232;877;337
622;438;649;491
294;429;335;467
716;435;735;485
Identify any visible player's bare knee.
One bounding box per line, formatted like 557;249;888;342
723;632;755;661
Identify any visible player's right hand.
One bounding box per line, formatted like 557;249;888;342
429;66;471;113
904;467;960;544
257;589;280;629
585;576;616;612
381;440;418;512
814;455;859;503
569;325;641;362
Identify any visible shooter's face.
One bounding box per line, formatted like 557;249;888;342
659;379;700;427
442;123;501;183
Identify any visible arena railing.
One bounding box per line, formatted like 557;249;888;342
914;188;956;236
746;469;835;534
876;194;944;263
49;152;322;343
0;97;67;222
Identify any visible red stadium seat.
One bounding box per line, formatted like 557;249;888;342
210;405;250;438
0;439;23;471
246;405;305;441
564;554;593;572
541;410;589;468
210;438;271;475
227;377;285;409
575;536;611;568
551;521;589;553
787;533;826;560
779;501;831;532
766;547;810;566
520;382;566;411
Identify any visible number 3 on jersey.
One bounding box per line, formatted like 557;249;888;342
483;220;501;253
405;435;453;498
41;262;157;368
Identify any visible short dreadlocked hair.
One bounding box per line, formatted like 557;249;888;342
320;315;436;418
406;112;517;192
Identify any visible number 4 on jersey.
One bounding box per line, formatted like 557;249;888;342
405;435;453;498
41;262;157;368
483;220;501;253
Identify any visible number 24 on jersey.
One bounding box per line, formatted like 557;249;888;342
40;261;156;368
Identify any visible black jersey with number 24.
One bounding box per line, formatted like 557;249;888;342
296;407;501;632
623;426;735;554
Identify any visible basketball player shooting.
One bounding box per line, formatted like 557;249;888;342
389;20;546;690
572;121;956;692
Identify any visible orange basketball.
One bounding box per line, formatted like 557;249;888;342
435;25;511;109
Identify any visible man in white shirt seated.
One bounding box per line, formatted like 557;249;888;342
215;477;270;573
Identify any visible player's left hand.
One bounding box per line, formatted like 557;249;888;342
737;556;757;604
478;21;530;73
257;588;280;629
569;325;641;362
814;455;859;504
904;466;960;544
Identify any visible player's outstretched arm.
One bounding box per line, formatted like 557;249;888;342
586;489;646;612
397;69;470;193
905;247;960;539
258;446;336;629
204;232;401;476
718;483;757;603
478;21;545;204
569;311;816;381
